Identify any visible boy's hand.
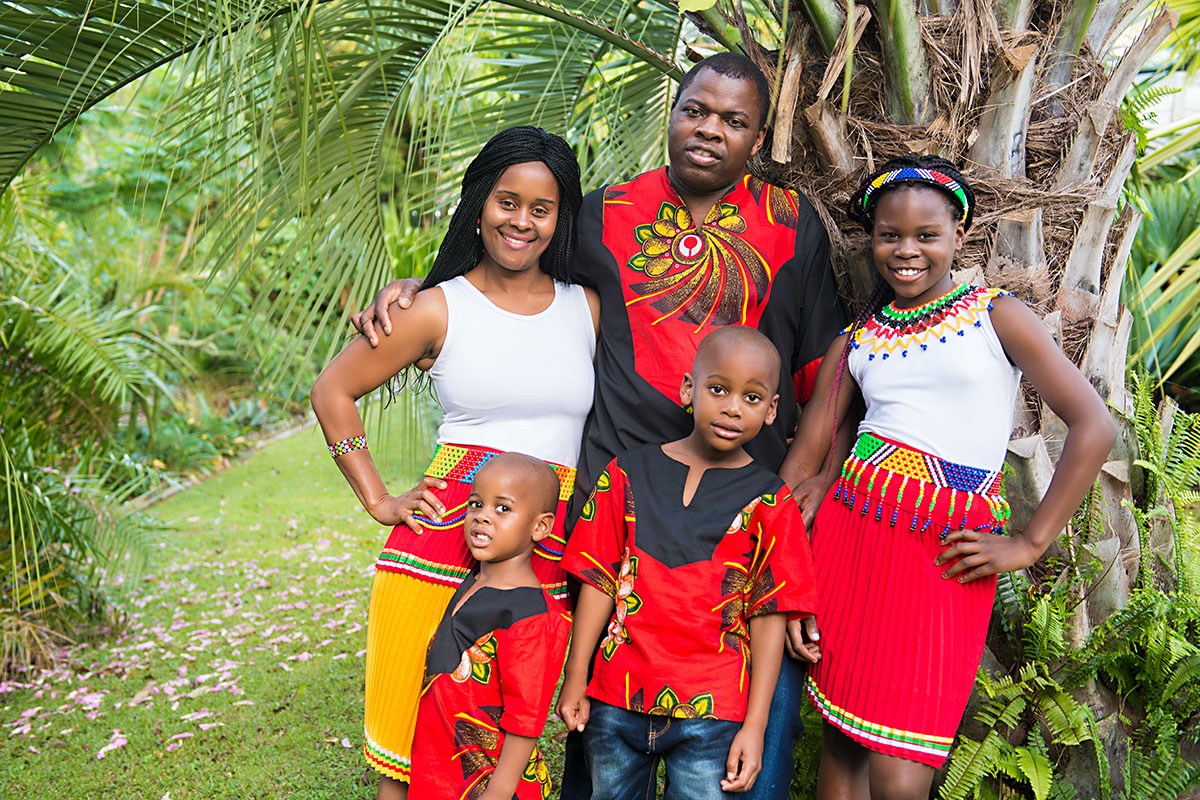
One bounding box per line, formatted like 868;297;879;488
721;725;764;792
785;615;821;662
351;278;422;346
555;677;590;732
935;530;1041;584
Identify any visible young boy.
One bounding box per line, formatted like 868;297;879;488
409;452;572;800
557;327;820;799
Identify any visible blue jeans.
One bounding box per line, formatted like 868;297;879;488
584;700;741;800
562;659;808;800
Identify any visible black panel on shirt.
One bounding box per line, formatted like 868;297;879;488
618;445;782;569
424;576;548;677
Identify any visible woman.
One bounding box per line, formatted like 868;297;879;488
311;126;599;800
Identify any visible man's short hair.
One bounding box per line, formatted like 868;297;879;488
674;52;771;129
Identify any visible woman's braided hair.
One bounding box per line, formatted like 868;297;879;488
421;125;583;290
825;155;977;457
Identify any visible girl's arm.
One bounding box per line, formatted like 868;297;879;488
310;292;447;527
476;732;539;800
722;612;785;792
936;295;1117;582
779;333;856;499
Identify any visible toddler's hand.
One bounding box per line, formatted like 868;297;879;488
935;530;1041;583
374;477;449;532
721;725;764;792
785;615;821;663
555;678;590;733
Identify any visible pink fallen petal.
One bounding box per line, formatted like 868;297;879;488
355;649;366;658
341;737;352;748
278;663;292;672
167;733;194;742
10;723;31;736
96;732;127;759
197;723;219;731
28;746;39;754
166;741;183;752
232;700;254;707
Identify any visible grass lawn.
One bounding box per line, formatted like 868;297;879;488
1;417;576;799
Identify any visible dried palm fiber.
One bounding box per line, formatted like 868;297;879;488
742;1;1130;324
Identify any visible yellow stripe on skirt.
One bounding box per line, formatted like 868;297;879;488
363;569;455;781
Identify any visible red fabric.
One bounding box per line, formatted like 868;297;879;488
603;170;807;402
806;477;997;768
562;449;818;723
410;587;570;799
793;356;823;406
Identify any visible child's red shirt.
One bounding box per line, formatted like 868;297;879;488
562;444;818;723
409;576;570;800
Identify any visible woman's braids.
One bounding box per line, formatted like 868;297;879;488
421;125;583;290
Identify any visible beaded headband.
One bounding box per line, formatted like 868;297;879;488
861;167;970;222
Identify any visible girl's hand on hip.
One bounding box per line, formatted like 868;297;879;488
370;477;448;531
935;530;1041;583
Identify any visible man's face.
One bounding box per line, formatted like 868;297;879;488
667;68;766;199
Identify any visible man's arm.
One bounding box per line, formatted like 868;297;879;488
350;278;423;346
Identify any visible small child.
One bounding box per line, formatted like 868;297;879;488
557;326;819;799
409;452;572;800
784;156;1116;799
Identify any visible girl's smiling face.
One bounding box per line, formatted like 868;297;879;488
870;186;965;308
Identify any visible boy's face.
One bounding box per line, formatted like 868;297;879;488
465;462;552;565
680;340;779;453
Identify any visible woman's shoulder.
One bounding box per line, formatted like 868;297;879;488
385;281;448;331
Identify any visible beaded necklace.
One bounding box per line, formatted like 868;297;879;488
848;285;1009;358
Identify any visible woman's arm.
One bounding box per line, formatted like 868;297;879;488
779;333;856;494
311;291;448;526
936;295;1117;582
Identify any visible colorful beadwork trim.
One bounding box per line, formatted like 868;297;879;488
425;444;576;504
806;678;953;760
364;727;411;780
328;435;367;458
862;167;969;222
832;432;1010;536
847;286;1010;358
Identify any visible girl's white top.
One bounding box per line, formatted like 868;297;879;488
847;286;1020;470
429;275;596;468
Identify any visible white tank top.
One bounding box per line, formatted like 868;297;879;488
428;275;596;467
847;286;1020;470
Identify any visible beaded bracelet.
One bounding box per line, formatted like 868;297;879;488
328;435;367;458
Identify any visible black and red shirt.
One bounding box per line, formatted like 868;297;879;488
570;167;847;504
561;444;818;723
410;576;571;800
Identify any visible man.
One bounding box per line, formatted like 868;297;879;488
355;52;848;800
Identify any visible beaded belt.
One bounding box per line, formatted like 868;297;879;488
833;433;1010;535
423;443;576;560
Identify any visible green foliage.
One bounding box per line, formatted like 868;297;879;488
941;374;1200;800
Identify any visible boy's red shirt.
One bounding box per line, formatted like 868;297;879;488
409;576;570;800
562;444;818;723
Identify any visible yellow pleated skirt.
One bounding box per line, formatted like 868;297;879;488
363;569;456;781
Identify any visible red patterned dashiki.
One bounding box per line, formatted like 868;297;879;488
410;576;570;800
562;444;818;723
570;167;847;502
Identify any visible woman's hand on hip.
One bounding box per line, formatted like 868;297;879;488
368;476;448;531
935;530;1041;583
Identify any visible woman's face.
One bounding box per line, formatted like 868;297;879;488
477;161;560;276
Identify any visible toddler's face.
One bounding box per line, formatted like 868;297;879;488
464;463;545;565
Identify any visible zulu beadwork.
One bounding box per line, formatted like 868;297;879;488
861;167;970;222
328;435;367;458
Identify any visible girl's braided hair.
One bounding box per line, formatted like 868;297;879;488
825;155;977;457
421;125;583;291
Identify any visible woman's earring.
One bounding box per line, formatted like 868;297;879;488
476;218;481;236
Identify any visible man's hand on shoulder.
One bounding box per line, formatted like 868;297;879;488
351;278;422;346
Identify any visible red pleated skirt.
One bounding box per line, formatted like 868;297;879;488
806;433;1005;767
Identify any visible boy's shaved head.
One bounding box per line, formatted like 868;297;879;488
477;452;560;514
693;326;782;394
